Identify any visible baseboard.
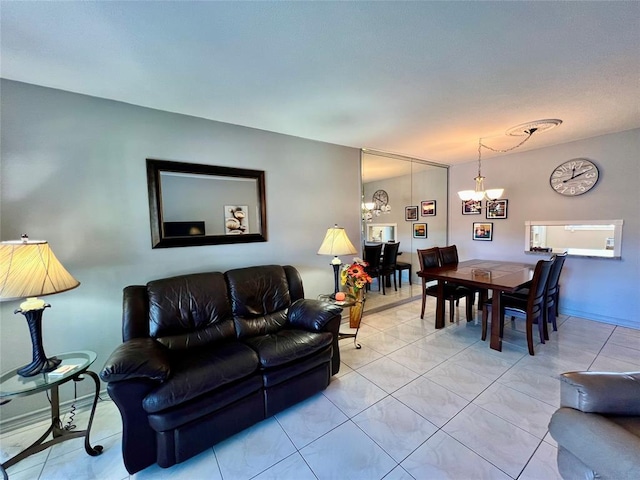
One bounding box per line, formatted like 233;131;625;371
0;388;110;434
559;308;639;330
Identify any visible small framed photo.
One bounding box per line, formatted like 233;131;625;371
421;200;436;216
473;222;493;241
462;200;481;215
405;206;418;221
224;205;248;235
413;223;427;238
486;199;508;219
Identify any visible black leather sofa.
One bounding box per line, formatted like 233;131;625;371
100;265;342;474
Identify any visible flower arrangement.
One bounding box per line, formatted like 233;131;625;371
340;257;373;299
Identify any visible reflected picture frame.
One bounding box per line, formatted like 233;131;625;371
405;206;418;221
473;222;493;241
413;223;427;238
421;200;436;216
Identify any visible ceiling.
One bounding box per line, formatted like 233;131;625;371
1;1;638;166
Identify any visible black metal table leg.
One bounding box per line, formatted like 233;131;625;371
0;370;103;474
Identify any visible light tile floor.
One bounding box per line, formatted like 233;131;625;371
2;298;639;479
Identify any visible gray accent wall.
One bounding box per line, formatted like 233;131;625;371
0;80;361;421
449;128;640;329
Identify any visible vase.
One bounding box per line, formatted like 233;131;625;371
349;288;365;328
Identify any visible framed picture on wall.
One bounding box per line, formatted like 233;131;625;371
462;200;481;215
486;199;508;219
473;222;493;241
413;223;427;238
224;205;248;235
405;206;418;221
421;200;436;216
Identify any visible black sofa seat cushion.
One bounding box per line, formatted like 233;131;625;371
147;375;263;432
243;329;333;369
143;341;259;413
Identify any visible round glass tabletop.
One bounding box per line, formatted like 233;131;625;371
0;351;96;399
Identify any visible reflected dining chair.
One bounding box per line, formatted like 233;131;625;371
363;243;383;292
504;252;567;331
417;247;474;322
379;241;400;295
482;258;554;355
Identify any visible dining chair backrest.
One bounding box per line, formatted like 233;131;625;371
364;243;383;270
381;242;400;268
417;247;440;271
528;259;554;318
546;252;567;305
438;245;459;266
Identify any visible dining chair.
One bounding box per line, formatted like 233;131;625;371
438;245;482;310
482;258;554;355
379;241;400;295
504;252;567;331
363;243;383;292
417;247;474;322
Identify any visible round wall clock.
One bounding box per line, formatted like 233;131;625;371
549;159;600;196
372;189;389;208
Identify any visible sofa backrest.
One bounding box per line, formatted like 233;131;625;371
146;272;235;349
121;265;306;345
225;265;295;338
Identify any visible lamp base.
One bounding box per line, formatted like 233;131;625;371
14;304;61;377
331;261;341;295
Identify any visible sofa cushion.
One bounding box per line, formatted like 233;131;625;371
147;272;235;349
243;329;333;369
142;341;258;413
226;265;292;337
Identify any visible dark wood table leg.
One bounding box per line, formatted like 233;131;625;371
489;288;503;351
435;280;445;329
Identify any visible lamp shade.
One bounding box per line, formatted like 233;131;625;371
317;226;357;257
0;240;80;302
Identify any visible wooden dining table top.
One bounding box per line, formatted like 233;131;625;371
418;259;535;292
419;259;536;351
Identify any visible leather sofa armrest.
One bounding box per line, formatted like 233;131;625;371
100;337;171;383
288;299;342;332
549;407;640;479
560;371;640;415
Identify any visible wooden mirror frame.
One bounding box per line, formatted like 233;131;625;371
147;159;267;248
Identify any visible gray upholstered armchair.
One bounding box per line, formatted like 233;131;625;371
548;371;640;480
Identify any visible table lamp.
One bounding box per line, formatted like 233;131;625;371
317;225;357;295
0;235;80;377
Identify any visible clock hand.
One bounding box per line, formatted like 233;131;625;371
563;171;588;183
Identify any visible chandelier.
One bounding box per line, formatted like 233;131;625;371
458;119;562;202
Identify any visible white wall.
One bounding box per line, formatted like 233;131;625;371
449;129;640;328
0;80;362;421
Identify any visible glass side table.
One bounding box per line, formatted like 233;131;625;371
318;294;364;349
0;351;103;479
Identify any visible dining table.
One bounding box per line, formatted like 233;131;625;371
420;259;535;352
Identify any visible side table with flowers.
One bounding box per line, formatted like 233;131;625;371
317;258;372;350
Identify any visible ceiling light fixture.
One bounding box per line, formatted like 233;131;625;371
458;119;562;202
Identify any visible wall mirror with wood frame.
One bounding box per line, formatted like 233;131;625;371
146;159;267;248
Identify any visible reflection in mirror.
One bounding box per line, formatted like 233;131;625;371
366;223;397;243
525;220;623;258
147;159;267;248
362;151;449;312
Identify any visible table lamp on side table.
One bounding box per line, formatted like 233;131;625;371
0;235;80;377
317;225;357;296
